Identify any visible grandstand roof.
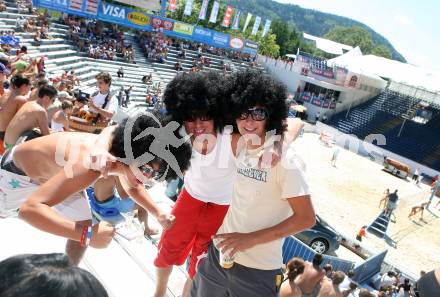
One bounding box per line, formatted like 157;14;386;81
328;49;440;105
303;33;353;55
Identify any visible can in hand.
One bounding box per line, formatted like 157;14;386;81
219;250;234;269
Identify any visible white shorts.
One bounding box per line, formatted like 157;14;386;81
0;168;92;221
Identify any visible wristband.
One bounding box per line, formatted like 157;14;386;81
85;226;92;246
80;225;88;247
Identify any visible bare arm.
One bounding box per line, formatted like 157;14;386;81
123;183;175;229
19;166;115;248
37;110;50;135
284;118;304;144
216;195;315;256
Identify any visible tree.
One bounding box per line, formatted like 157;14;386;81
259;31;279;57
371;45;392;59
324;26;374;53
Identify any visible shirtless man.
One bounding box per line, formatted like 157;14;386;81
0;112;192;264
4;85;56;150
0;75;30;155
296;254;326;297
317;271;345;297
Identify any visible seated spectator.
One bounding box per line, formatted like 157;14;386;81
0;253;109;297
142;73;152;84
174;61;183;72
51;100;74;132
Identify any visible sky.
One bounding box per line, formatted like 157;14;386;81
274;0;440;73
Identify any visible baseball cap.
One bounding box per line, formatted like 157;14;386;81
58;91;72;100
0;62;11;75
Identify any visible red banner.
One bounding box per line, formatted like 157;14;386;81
222;5;233;27
169;0;177;12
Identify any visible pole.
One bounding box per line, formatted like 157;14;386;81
397;118;406;138
160;0;167;17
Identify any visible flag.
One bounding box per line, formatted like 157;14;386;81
199;0;209;20
184;0;194;16
169;0;177;12
85;0;99;15
261;19;272;37
209;1;220;23
222;5;233;27
69;0;83;11
231;10;241;30
242;13;252;32
251;16;261;35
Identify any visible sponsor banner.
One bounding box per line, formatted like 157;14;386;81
311;66;335;79
243;40;258;53
222;5;233;27
322;101;330;108
169;0;177;12
199;0;209;20
151;16;173;31
193;26;212;40
231;10;241;30
209;1;220;23
251;16;261;35
330;102;337;109
127;11;150;26
242;13;252;32
212;31;229;48
70;0;84;11
183;0;193;16
312;98;322;106
173;21;194;36
300;94;311;102
261;19;271;37
33;1;258;53
86;0;99;15
229;37;244;50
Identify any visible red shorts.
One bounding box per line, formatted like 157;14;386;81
154;188;229;278
0;138;4;156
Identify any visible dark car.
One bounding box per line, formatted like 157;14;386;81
294;215;341;254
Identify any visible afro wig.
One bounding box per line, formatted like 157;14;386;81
110;111;192;180
226;69;288;136
163;71;228;132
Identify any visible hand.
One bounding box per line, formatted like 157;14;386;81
214;232;258;257
157;212;176;230
90;221;116;248
88;149;117;177
87;98;97;110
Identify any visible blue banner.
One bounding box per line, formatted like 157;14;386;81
33;0;258;54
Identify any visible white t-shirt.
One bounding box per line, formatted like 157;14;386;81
90;91;118;117
217;141;310;270
185;131;235;205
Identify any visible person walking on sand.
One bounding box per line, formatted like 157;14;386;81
356;225;367;242
408;201;429;220
378;189;390;210
331;148;340;167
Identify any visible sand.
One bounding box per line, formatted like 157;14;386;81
292;132;440;277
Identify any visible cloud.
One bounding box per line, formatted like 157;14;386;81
394;13;413;25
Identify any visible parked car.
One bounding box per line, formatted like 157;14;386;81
294;215;341;254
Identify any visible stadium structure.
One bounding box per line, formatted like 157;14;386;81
262;34;440;175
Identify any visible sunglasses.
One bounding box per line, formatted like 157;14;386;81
138;164;159;179
238;107;268;121
184;114;213;122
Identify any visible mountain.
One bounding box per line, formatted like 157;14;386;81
228;0;406;62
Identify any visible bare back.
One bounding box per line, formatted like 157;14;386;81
4;101;48;145
13;132;99;184
296;262;325;294
280;281;302;297
317;279;343;297
0;92;27;132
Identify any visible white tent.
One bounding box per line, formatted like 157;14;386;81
303;33;353;55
